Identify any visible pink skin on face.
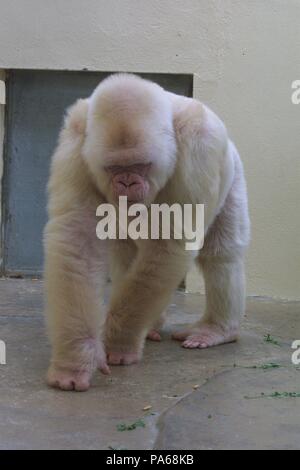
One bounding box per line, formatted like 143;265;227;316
106;163;151;203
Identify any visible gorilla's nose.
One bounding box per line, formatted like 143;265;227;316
118;180;137;188
114;173;141;187
113;172;145;201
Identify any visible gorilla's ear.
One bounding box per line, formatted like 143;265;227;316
64;98;89;137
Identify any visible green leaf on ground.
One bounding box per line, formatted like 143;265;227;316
233;363;281;370
108;445;128;450
264;334;281;346
117;418;146;432
244;391;300;400
252;363;281;370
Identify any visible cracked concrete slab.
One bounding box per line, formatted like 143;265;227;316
0;279;299;449
154;367;300;450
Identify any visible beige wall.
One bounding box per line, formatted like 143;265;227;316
0;0;299;299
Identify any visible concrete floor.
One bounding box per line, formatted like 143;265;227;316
0;278;299;450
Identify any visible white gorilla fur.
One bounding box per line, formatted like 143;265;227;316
44;73;250;391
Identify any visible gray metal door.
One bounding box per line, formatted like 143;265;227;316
2;70;193;276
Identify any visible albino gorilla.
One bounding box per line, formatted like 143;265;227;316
45;74;250;391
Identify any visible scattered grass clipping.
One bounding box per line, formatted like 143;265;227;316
264;334;281;346
244;391;300;400
117;418;146;432
108;445;128;450
233;363;281;370
251;363;281;370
